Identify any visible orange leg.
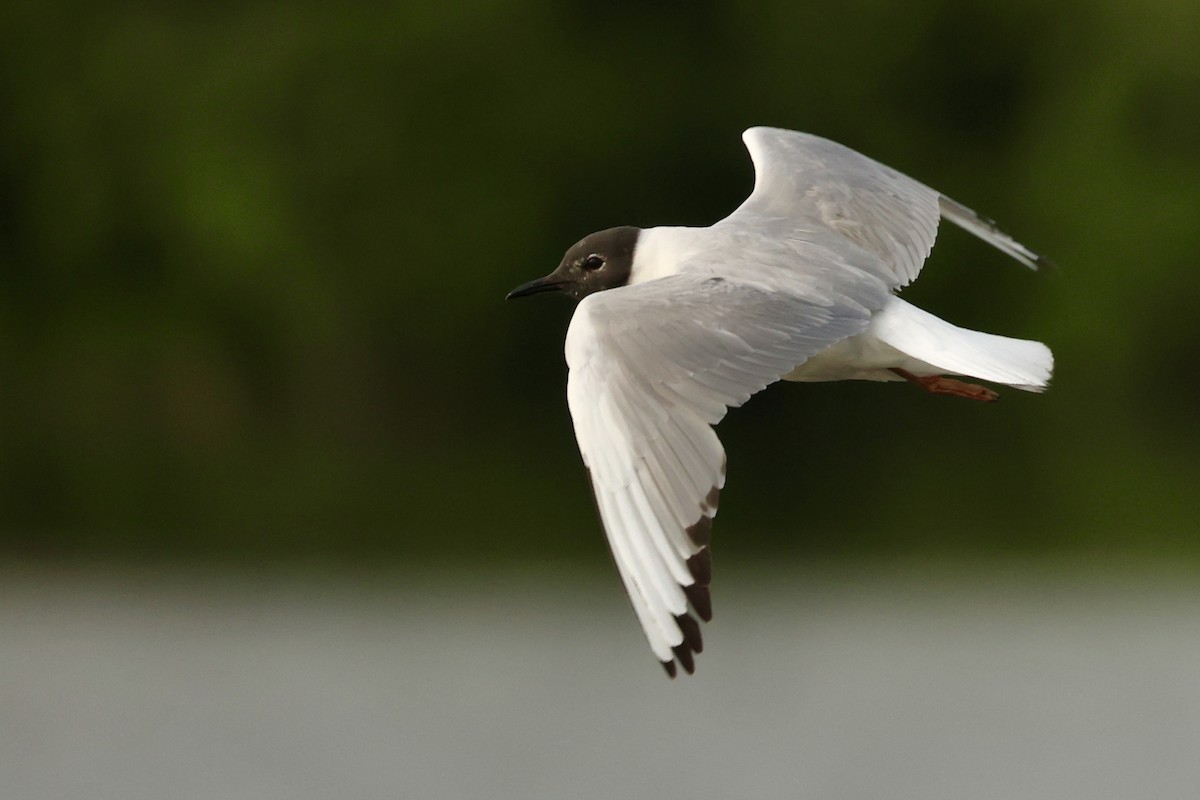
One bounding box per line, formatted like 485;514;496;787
890;368;999;402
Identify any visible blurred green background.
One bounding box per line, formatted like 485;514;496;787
2;0;1198;566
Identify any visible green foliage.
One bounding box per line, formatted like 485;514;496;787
2;0;1198;560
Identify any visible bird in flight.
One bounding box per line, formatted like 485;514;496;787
507;127;1053;677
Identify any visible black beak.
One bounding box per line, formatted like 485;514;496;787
506;275;565;300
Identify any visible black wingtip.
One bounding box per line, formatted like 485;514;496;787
1034;252;1060;275
686;549;712;585
686;515;712;546
685;548;713;621
672;644;696;675
676;614;703;654
684;583;712;622
649;485;724;680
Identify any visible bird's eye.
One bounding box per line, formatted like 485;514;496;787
582;254;605;271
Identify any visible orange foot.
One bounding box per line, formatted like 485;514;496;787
890;368;999;402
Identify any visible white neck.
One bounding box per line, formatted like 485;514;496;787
628;226;702;285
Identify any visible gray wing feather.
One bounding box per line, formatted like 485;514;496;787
565;274;877;674
723;127;1045;288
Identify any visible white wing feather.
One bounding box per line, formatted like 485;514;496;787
565;274;875;675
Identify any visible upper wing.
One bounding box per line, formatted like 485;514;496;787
565;273;881;676
723;127;1046;288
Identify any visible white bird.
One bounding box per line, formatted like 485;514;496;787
507;127;1053;677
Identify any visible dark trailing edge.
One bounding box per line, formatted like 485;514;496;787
660;481;721;678
586;455;725;678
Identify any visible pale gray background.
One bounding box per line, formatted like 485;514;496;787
5;562;1199;800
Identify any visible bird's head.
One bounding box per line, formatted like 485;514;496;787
507;226;641;302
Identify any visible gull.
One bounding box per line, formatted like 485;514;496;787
507;127;1053;677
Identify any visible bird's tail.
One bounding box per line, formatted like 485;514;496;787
873;298;1053;392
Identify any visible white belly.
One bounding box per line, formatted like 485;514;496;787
783;331;925;383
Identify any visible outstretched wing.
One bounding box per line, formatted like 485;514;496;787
723;127;1046;288
565;273;881;676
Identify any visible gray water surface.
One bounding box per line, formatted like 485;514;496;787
3;563;1199;800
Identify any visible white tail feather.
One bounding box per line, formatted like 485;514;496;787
872;298;1053;392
